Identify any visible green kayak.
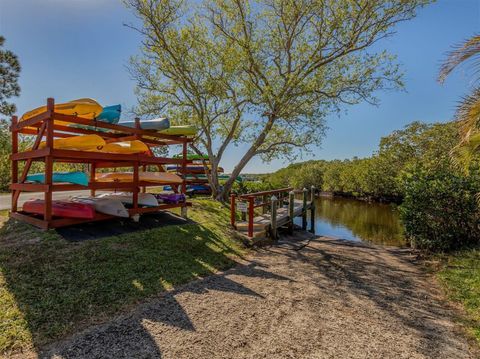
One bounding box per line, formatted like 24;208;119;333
174;153;209;160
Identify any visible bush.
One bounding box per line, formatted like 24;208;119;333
231;181;273;195
399;167;480;251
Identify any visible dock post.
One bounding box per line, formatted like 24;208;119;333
270;195;278;240
248;196;254;238
288;190;295;234
302;188;308;230
230;194;236;227
310;185;316;233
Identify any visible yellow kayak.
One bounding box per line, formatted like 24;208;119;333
93;140;149;154
20;98;103;126
95;172;183;184
159;125;197;136
38;134;105;151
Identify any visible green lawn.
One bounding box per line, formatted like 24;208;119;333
435;248;480;344
0;199;246;355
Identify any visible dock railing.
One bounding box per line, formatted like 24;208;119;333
230;187;293;238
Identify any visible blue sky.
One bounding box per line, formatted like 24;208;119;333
1;0;479;173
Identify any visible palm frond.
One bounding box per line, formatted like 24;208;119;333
438;34;480;83
455;87;480;140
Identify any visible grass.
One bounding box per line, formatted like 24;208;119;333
434;248;480;344
0;199;246;356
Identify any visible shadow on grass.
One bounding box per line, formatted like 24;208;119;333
0;212;247;357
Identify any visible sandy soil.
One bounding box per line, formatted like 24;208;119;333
39;235;477;359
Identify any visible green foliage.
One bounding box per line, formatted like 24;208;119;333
231;180;273;195
436;248;480;344
266;121;460;201
399;167;480;251
0;36;20;117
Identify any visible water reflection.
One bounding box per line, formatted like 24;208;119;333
296;197;406;247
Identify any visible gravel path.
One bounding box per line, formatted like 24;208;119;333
40;236;476;359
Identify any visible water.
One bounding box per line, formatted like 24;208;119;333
295;196;406;247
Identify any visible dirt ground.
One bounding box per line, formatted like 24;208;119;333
39;235;477;359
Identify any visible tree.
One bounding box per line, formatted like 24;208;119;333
0;36;21;191
439;34;480;169
0;36;20;117
126;0;431;201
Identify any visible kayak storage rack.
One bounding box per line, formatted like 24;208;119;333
9;97;193;229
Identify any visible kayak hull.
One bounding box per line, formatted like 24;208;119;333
160;125;196;136
27;171;89;186
154;193;186;204
173;153;208;160
72;196;130;218
91;140;149;154
95;172;182;184
39;134;105;151
98;192;159;207
97;104;121;123
20;98;103;126
120;117;170;131
23;200;95;219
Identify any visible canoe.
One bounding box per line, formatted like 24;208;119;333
23;199;95;219
27;171;89;186
160;125;197;136
97;104;121;123
173;153;209;160
153;193;186;204
39;134;105;151
98;192;158;207
72;196;129;218
20;98;103;126
95;172;183;184
119;117;170;131
92;140;149;154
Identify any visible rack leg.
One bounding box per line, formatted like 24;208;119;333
44;156;53;222
90;163;96;197
11;116;18;213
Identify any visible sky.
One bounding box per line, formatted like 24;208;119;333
0;0;479;173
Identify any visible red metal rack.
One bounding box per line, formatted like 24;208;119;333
10;98;192;229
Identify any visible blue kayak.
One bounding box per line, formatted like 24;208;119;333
69;104;121;131
27;171;89;186
120;117;170;131
97;104;121;123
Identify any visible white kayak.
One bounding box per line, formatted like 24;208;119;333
71;196;129;218
98;192;159;207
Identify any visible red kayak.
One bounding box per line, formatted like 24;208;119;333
23;200;96;219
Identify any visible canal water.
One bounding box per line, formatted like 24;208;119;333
296;196;406;247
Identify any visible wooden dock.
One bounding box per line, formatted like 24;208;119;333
230;188;315;245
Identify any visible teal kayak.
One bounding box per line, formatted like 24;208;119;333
68;104;121;132
97;104;121;123
27;171;89;186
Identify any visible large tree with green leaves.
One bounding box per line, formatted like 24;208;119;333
126;0;431;201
